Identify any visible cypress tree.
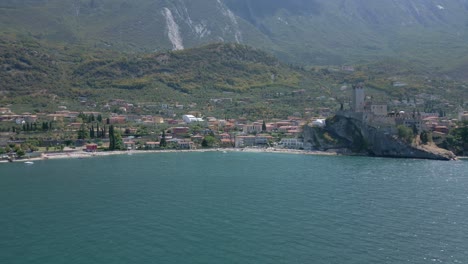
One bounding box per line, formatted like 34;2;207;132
90;125;95;138
96;123;100;138
109;125;115;150
78;124;87;139
114;131;123;150
160;130;167;148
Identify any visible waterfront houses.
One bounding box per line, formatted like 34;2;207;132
1;89;464;156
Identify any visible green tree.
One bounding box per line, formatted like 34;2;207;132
444;121;468;155
160;130;167;148
114;131;124;150
458;122;468;144
25;139;39;151
90;125;95;138
412;123;418;136
420;131;432;144
77;124;87;139
16;148;25;158
78;112;86;121
108;125;115;150
262;120;267;132
96;123;100;137
202;135;217;148
397;125;414;144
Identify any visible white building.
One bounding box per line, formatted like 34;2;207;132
235;135;272;148
182;115;203;124
312;119;326;127
457;106;465;121
280;138;304;149
243;122;263;134
0;107;12;114
235;136;256;148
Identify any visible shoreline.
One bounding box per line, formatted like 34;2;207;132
1;148;339;163
2;149;464;164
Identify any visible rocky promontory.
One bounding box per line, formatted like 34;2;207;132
303;113;456;160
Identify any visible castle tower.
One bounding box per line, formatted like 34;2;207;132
352;83;365;112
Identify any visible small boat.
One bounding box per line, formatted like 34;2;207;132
24;161;34;165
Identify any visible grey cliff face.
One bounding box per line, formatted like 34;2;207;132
303;114;456;160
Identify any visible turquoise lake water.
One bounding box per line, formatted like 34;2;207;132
1;152;468;263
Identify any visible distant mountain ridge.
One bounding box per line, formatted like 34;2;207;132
0;0;467;65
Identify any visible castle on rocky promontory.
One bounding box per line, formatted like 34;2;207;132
303;84;456;160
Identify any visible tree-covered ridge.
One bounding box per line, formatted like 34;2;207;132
72;43;301;92
0;38;308;115
0;37;466;120
0;38;62;94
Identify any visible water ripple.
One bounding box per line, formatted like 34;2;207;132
1;153;468;263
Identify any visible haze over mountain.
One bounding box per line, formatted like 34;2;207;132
1;0;467;65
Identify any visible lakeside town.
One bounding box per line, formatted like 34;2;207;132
1;86;468;161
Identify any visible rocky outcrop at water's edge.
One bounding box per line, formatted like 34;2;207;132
303;113;456;160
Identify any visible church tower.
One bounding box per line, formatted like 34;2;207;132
352;83;365;112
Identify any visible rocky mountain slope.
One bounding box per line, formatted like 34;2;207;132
1;0;467;65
